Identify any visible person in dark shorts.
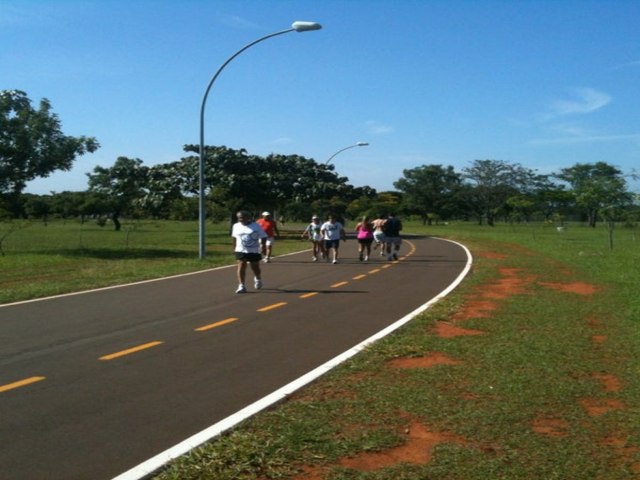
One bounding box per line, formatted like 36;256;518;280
320;214;346;264
383;213;403;261
355;215;374;261
231;210;267;293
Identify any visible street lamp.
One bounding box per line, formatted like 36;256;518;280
198;21;322;259
324;142;369;165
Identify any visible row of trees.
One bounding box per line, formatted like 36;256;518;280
397;160;638;228
2;90;639;231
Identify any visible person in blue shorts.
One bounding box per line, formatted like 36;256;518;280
382;212;402;261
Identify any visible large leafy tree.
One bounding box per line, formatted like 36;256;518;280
394;164;462;224
87;157;149;230
0;90;99;214
180;145;351;221
462;159;545;226
556;162;633;228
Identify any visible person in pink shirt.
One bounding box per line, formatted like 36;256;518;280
355;215;374;261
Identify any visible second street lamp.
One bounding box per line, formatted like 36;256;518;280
324;142;369;166
198;21;322;260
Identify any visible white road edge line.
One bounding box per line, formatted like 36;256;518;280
111;238;473;480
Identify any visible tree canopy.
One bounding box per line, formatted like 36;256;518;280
556;162;633;227
0;90;99;209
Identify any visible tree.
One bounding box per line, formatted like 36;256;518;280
180;145;353;221
23;194;52;224
87;157;149;230
394;164;462;224
462;160;545;226
556;162;633;228
0;90;99;215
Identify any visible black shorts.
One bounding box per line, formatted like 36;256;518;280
324;239;340;250
357;238;373;245
235;252;262;263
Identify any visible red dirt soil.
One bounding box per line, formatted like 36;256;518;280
433;321;485;337
538;281;599;295
531;417;570;437
338;422;466;471
388;352;462;369
290;248;635;478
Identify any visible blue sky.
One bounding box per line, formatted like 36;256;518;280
3;0;639;194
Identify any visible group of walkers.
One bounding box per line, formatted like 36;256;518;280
231;210;402;294
353;213;403;262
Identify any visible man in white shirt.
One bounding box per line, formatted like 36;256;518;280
231;210;267;293
320;214;346;264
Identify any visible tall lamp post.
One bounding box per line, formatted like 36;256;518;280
198;21;322;259
324;141;369;165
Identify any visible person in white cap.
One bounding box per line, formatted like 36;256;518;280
301;214;325;261
256;211;279;263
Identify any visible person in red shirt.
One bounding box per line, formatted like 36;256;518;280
256;211;280;263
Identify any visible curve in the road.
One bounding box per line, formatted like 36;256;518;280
112;237;473;480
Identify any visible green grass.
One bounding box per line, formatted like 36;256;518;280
0;219;307;303
3;219;640;478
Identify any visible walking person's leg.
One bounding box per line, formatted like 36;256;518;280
265;240;273;261
236;260;248;293
249;260;262;289
393;238;401;259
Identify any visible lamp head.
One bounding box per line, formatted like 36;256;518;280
356;142;369;147
292;21;322;32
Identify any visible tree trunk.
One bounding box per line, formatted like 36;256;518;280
112;213;121;231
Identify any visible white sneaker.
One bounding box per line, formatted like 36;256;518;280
332;259;338;264
235;284;247;294
312;256;317;262
254;278;262;289
364;255;369;261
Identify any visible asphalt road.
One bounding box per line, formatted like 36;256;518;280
0;235;470;480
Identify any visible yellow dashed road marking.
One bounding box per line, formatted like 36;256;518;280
352;274;367;280
0;376;46;393
331;281;349;288
195;317;239;332
257;302;287;312
99;341;163;361
300;292;319;299
368;268;381;274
